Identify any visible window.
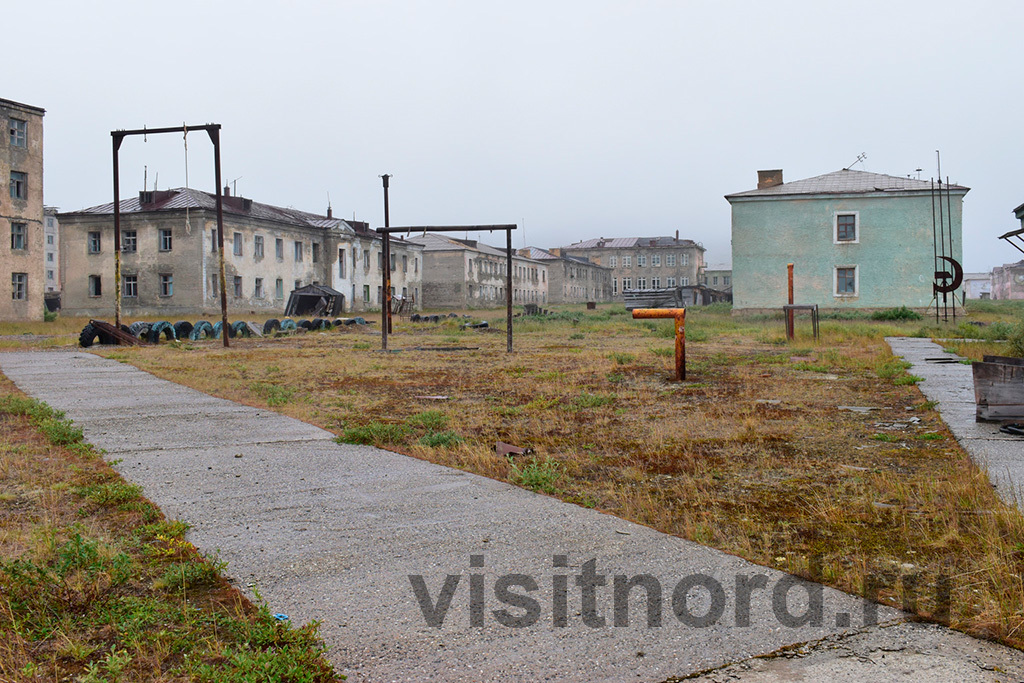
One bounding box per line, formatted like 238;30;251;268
667;277;676;287
363;284;370;302
10;222;26;250
88;232;101;254
233;232;243;256
653;255;661;267
364;251;371;269
612;278;618;294
623;277;633;290
46;269;53;280
89;275;102;297
415;257;419;274
312;243;320;263
338;248;346;278
211;229;218;252
682;253;689;266
294;241;303;261
46;234;54;245
159;229;172;251
835;266;857;296
159;273;173;297
637;255;647;267
723;276;731;286
637;277;647;289
402;255;408;272
9;172;27;200
9;119;26;147
123;275;137;297
123;230;137;253
46;252;53;262
652;277;661;288
667;254;676;267
254;235;264;258
622;255;631;267
390;254;396;271
681;277;689;286
377;285;382;304
835;213;858;243
229;276;240;297
609;256;618;268
47;218;54;228
255;277;265;298
275;238;284;259
712;276;719;286
275;278;284;299
11;273;27;300
210;274;218;296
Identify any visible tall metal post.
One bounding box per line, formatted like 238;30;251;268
506;228;514;352
382;175;392;345
209;127;229;347
112;134;124;329
786;263;795;340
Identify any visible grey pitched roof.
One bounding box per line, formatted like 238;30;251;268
65;188;355;233
519;246;558;260
562;236;700;250
726;169;969;199
408;234;542;262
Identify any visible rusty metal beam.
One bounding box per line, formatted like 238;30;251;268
632;308;686;380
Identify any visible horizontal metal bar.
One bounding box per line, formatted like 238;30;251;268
111;124;221;138
376;225;516;234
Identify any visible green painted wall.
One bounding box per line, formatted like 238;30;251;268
729;192;964;310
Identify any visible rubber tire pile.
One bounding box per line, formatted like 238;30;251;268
78;317;367;347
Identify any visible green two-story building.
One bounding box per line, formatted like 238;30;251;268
725;169;968;312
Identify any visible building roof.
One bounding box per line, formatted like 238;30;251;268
0;98;45;115
725;169;970;200
705;263;732;271
63;187;355;233
408;233;542;262
562;236;701;250
519;246;559;260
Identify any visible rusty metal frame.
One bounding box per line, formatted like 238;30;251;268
375;225;517;353
632;308;686;380
112;124;229;347
999;226;1024;257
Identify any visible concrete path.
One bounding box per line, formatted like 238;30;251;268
3;350;1023;682
888;337;1024;506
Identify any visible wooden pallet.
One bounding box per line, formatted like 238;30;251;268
974;355;1024;421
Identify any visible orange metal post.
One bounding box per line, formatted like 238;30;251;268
632;308;686;380
786;263;795;340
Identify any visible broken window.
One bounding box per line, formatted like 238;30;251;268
9;171;27;200
159;273;173;297
275;278;284;299
255;277;264;298
312;243;320;263
652;254;661;267
836;213;857;242
276;238;284;259
294;241;303;261
233;276;242;297
9;118;26;147
338;248;346;278
254;235;264;258
159;229;172;251
123;230;137;253
835;266;857;296
233;232;243;256
11;273;27;300
10;222;26;250
667;277;676;288
88;232;101;254
89;274;102;297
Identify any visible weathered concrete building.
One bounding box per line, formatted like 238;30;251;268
726;169;968;311
1;98;45;321
991;262;1024;300
519;246;613;304
59;188;421;316
44;206;59;295
408;233;547;308
559;235;704;300
703;263;732;293
963;272;991;300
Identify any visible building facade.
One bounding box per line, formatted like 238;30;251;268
44;206;59;294
408;233;547;308
1;98;45;321
59;188;421;317
963;272;991;300
725;169;968;311
558;235;704;300
703;263;732;292
518;246;612;304
991;262;1024;300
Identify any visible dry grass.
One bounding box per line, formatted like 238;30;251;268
14;302;1024;649
0;378;341;681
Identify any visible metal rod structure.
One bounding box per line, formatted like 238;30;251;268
632;308;686;380
382;175;392;343
375;225;517;353
946;176;956;324
931;178;939;324
110;123;228;345
786;262;795;340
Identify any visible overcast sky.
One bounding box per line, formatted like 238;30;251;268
10;1;1023;271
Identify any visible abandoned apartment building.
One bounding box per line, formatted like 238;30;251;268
58;187;423;317
558;234;706;301
407;232;549;308
2;97;46;321
517;246;614;304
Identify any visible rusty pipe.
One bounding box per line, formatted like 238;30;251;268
632;308;686;380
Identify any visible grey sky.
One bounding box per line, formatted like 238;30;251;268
10;1;1023;271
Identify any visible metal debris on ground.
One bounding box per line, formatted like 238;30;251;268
496;442;534;458
999;423;1024;437
414;395;450;400
837;406;883;413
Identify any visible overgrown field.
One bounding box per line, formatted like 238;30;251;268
9;300;1024;650
0;380;342;681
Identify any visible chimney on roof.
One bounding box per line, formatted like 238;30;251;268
327;206;333;219
223;185;230;197
675;230;679;242
757;170;783;189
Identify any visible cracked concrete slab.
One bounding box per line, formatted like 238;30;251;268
3;349;1023;681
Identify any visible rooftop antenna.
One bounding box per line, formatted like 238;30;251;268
843;152;867;170
230;176;242;196
915;167;923;180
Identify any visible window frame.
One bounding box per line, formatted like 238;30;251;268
88;274;102;297
9;118;27;147
122;230;137;253
159;273;173;297
834;211;859;244
9;171;27;200
254;234;264;259
294;241;303;262
275;238;284;260
123;274;138;298
11;273;27;301
254;277;264;298
10;222;26;250
834;265;858;297
88;232;102;254
159;229;173;252
275;278;284;299
233;232;243;256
